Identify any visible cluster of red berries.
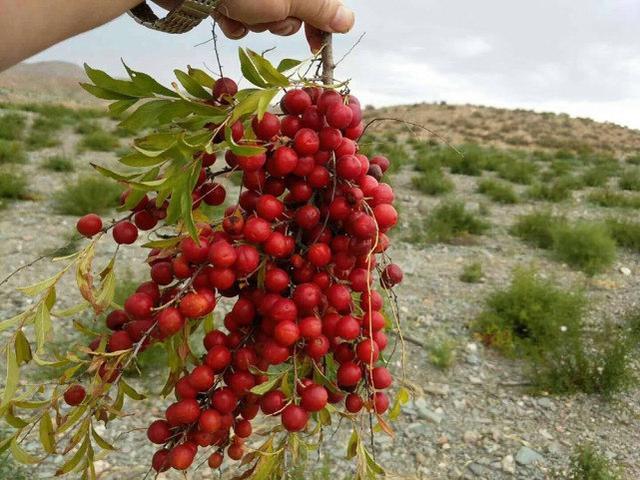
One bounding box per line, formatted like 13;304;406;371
72;76;402;473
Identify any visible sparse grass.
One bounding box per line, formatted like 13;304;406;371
551;222;616;275
496;160;536;184
474;268;636;396
618;168;640;191
511;210;563;249
606;218;640;252
477;178;519;204
75;120;101;135
0;171;28;200
427;335;457;370
78;130;119;152
411;170;454;195
42;154;74;172
53;175;121;216
528;175;580;202
460;261;483;283
581;166;611;187
564;444;624;480
409;200;488;244
0;112;26;140
0;140;27;164
588;189;640;209
25;115;63;150
44;232;82;258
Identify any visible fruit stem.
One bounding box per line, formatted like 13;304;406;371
320;32;335;85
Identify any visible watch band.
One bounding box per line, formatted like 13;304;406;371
129;1;218;34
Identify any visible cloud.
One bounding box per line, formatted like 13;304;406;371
449;37;492;58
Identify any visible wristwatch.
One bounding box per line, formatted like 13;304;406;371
129;1;219;34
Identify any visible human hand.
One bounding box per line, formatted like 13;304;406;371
153;0;355;52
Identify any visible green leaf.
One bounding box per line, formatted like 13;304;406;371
388;386;410;421
91;428;115;451
174;69;211;99
119;379;146;400
5;407;29;428
34;303;52;354
246;49;290;87
141;236;183;249
39;412;56;454
18;272;62;296
277;58;303;72
83;64;145;98
108;98;138;116
79;83;134;101
56;434;89;475
58;405;88;435
187;66;215;88
231;87;278;124
119;152;167;168
0;311;31;333
123;62;179;97
238;48;269;88
225;125;266;157
14;330;32;365
120;99;173;131
346;429;359;459
250;371;288;395
2;342;19;406
134;132;178;157
10;437;40;464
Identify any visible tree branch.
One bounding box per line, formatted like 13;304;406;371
320;32;335;85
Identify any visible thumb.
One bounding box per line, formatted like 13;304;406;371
289;0;355;33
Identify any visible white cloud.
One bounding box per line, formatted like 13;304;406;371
450;37;492;58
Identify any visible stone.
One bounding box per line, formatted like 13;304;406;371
463;430;481;444
516;446;544;465
414;397;443;424
536;397;555;411
620;267;632;276
502;454;516;474
424;383;450;396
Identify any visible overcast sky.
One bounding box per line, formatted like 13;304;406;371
31;0;640;128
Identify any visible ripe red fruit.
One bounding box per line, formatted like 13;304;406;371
299;316;322;338
374;204;398;230
336;315;360;340
382;263;404;287
317;90;342;114
147;420;172;444
213;77;238;100
63;384;86;406
306;243;331;267
106;309;128;331
234;419;252;438
256;194;284;221
326;102;354;129
199;409;222;433
152;449;171;472
175;377;198;400
208;452;223;469
208;240;237;268
76;214;102;237
281;405;309;432
293;128;320;155
336;155;362;180
371;392;390;413
356;338;380;364
294;205;321;230
264;268;290;293
243;217;271;244
169;443;196;470
108;330;133;352
319;127;342;151
179;292;214;318
345;393;364;413
337;361;362;387
370;155;390;173
252;112;280;140
205;345;232;372
157;307;184;337
292;282;321;310
268;146;298;177
134;210;158;230
282;89;312;115
201;182;226;206
150;261;173;286
260;390;286;415
234;245;260;275
227;443;244;460
188;365;216;392
211;388;238;414
281;115;302;137
237;152;267;171
112;221;138;244
305;335;330;360
300;384;328;412
274;321;300;347
371;366;393;389
181;237;209;263
327;284;352;312
166;399;201;425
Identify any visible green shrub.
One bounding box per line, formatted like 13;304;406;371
564;444;624;480
75;120;101;135
0;171;28;200
581;166;611;187
412;200;488;243
528;175;580;202
427;335;457;370
551;222;616;275
411;171;454;195
53;175;121;215
497;160;536;184
42;154;74;172
473;268;586;356
0;140;27;164
460;261;483;283
511;210;563;249
588;189;640;208
618;168;640;191
78;130;119;152
606;218;640;252
626;154;640;165
0;112;26;140
477;178;519;204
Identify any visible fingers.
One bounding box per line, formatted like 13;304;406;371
212;11;248;39
304;24;325;54
290;0;355;33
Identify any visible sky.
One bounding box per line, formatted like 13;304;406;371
30;0;640;128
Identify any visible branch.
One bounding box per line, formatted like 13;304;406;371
320;32;335;85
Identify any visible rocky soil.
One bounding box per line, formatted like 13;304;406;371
1;119;640;479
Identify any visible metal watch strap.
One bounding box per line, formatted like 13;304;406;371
129;0;218;34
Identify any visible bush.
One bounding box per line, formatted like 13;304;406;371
0;171;28;200
528;176;579;202
497;160;536;184
581;166;612;187
42;154;74;172
427;335;457;370
564;444;624;480
75;120;101;135
511;210;563;249
477;178;519;204
53;175;121;215
618;168;640;191
78;130;120;152
0;112;26;140
0;140;27;164
588;189;640;209
460;261;483;283
551;222;616;275
605;218;640;252
25;116;63;150
411;171;454;195
473;268;586;356
414;200;488;243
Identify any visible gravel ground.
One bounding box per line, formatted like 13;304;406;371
1;127;640;479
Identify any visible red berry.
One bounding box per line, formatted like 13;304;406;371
213;77;238;100
299;316;322;338
188;365;216;392
234;419;252;438
252;112;280;140
208;452;223;469
76;214;102;237
166;399;201;426
274;321;300;347
169;443;196;470
382;263;403;287
356;338;380;364
199;409;222;433
211;388;237;414
63;384;86;406
181;237;209;263
281;405;309;432
106;309;128;330
152;449;171;472
283;89;312;115
243;217;271;244
157;307;184;337
326;102;354;129
108;330;133;352
372;392;390;413
147;420;172;444
268;146;298;177
133;210;158;230
345;393;364;413
260;390;286;415
256;194;284;221
205;345;232;372
293;128;320;155
337;361;362;387
336;155;362;180
300;384;328;412
112;221;138;244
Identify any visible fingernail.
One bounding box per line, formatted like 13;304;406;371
330;6;355;33
230;26;248;38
